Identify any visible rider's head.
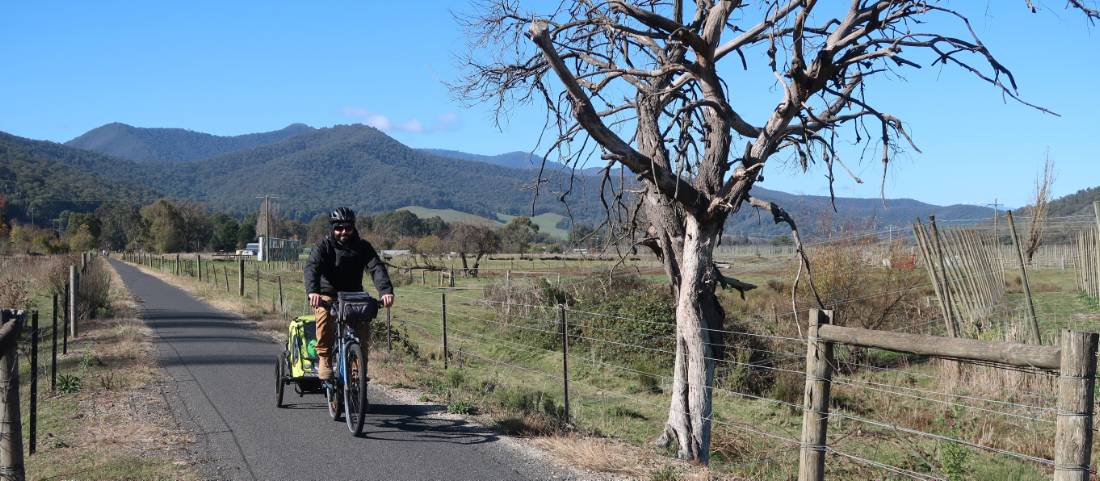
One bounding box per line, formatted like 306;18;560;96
329;207;357;244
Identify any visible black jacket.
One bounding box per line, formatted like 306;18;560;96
304;233;393;297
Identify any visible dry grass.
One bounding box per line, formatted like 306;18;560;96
25;258;197;480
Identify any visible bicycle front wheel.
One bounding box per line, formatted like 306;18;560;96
342;341;369;435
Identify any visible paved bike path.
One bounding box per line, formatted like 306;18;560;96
110;259;550;481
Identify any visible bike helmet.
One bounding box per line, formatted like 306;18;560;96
330;207;356;226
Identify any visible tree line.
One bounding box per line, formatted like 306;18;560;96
0;195;600;258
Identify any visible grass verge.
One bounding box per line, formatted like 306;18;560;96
20;258;197;481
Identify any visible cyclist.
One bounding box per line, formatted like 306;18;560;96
304;207;395;379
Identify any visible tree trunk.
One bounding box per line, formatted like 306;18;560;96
656;214;724;463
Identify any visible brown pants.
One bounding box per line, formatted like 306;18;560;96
313;295;336;358
313;294;367;358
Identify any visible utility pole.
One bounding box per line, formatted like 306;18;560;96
255;195;280;238
985;198;1004;239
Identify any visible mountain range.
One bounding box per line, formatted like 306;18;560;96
1;121;1078;238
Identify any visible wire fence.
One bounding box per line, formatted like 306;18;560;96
117;210;1100;481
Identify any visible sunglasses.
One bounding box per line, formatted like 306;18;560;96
333;225;354;233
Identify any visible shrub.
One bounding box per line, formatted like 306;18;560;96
57;374;82;394
447;400;475;415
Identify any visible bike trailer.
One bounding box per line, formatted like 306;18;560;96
287;315;319;378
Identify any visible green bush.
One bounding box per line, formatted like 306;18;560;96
447;400;475;415
57;374;82;394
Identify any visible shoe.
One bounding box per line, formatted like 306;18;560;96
317;355;333;380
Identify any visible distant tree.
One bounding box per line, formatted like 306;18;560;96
500;217;539;256
176;202;214;252
95;201;145;251
568;223;605;250
209;213;240;252
370;210;431;239
237;212;257;248
771;235;793;246
1025;155;1055;263
447;223;501;276
278;218;308;241
141;199;185;253
306;213;330;245
415;235;447;256
64;212;101;245
68;223;96;252
8;222;61;254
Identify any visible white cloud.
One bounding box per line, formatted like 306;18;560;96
399;119;424;133
342;107;458;134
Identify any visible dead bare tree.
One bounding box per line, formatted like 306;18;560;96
1026;153;1055;263
457;0;1090;464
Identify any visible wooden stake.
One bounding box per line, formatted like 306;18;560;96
1006;211;1041;344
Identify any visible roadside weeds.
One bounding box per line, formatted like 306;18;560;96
23;259;198;481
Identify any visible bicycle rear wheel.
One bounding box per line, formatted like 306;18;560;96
342;341;369;435
274;352;286;408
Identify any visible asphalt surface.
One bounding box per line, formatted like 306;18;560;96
110;259;548;481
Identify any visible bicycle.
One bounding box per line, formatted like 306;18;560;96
275;291;376;436
325;292;376;435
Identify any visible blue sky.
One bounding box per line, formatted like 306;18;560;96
1;1;1097;209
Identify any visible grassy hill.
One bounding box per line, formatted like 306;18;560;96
497;212;569;239
399;206;571;239
398;206;501;227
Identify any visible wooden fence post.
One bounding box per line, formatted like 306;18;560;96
50;295;57;392
505;270;512;321
1054;330;1097;481
559;304;570;422
798;309;833;481
175;254;180;276
254;264;260;302
1006;211;1041;344
29;311;37;456
277;276;285;314
441;292;448;369
0;310;24;480
386;307;392;353
69;265;78;339
238;257;245;297
62;284;69;355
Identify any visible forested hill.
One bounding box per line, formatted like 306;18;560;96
119;124;608;221
4;122;998;237
1046;186;1100;217
66;122;315;164
0;132;160;221
418;149;545;170
732;186;994;236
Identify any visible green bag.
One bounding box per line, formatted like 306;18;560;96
287;315;318;378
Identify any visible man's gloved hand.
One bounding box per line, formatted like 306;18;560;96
308;293;323;309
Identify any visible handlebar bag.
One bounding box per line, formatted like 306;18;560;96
337;292;379;323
